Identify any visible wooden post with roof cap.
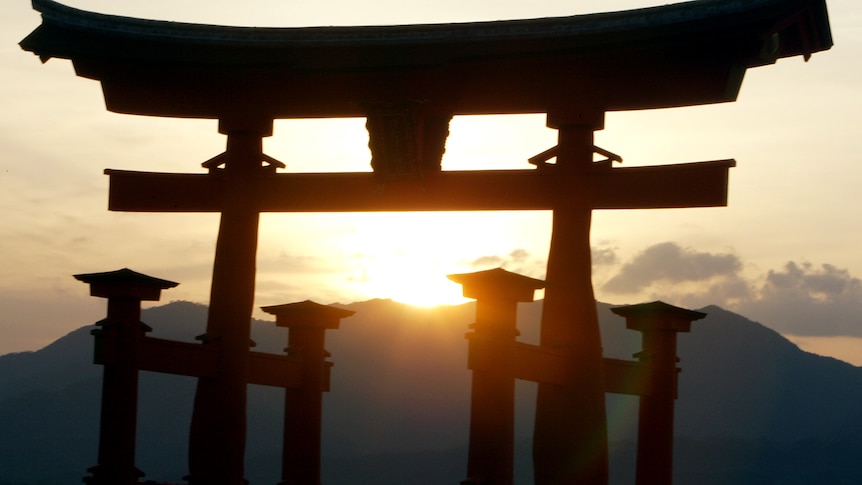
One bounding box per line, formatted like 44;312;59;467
611;301;706;485
74;268;178;485
261;300;354;485
448;268;545;485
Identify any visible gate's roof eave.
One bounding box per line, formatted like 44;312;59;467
20;0;833;119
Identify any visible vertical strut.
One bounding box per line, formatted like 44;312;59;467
533;112;609;485
187;120;271;485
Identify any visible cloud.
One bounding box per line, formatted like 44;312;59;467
591;246;618;267
509;248;529;262
468;248;530;269
736;262;862;337
467;248;544;278
602;242;742;294
599;243;862;338
469;254;505;268
761;262;860;301
469;246;618;274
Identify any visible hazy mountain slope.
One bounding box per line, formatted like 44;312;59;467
2;299;861;484
0;326;98;401
675;305;862;441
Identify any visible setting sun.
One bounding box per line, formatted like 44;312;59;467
333;212;526;307
353;258;471;307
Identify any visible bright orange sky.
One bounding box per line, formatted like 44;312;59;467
2;0;861;364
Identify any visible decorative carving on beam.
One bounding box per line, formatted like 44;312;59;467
366;105;452;178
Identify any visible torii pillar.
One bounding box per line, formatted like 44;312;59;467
261;300;354;485
448;268;545;485
533;111;609;485
186;118;275;485
74;268;178;485
611;302;705;485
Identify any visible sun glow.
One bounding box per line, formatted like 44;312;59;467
329;210;548;307
336;212;488;307
353;256;472;307
256;114;559;309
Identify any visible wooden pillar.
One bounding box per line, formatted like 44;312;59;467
611;301;705;485
449;268;545;485
187;118;272;485
75;268;178;485
533;110;609;485
261;301;354;485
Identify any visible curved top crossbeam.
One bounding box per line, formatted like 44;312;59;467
21;0;831;119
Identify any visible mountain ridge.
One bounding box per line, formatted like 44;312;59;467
2;299;861;484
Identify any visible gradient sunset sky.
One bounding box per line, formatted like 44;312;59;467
2;0;861;363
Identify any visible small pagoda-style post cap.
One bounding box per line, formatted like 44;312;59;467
611;300;706;333
261;300;355;330
74;268;179;301
447;267;545;302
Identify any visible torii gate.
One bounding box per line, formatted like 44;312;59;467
21;0;832;484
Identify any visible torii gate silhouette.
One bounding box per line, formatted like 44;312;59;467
21;0;832;483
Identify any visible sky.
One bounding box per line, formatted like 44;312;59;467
2;0;861;364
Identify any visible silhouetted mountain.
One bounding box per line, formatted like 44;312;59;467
2;299;861;484
676;305;862;442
